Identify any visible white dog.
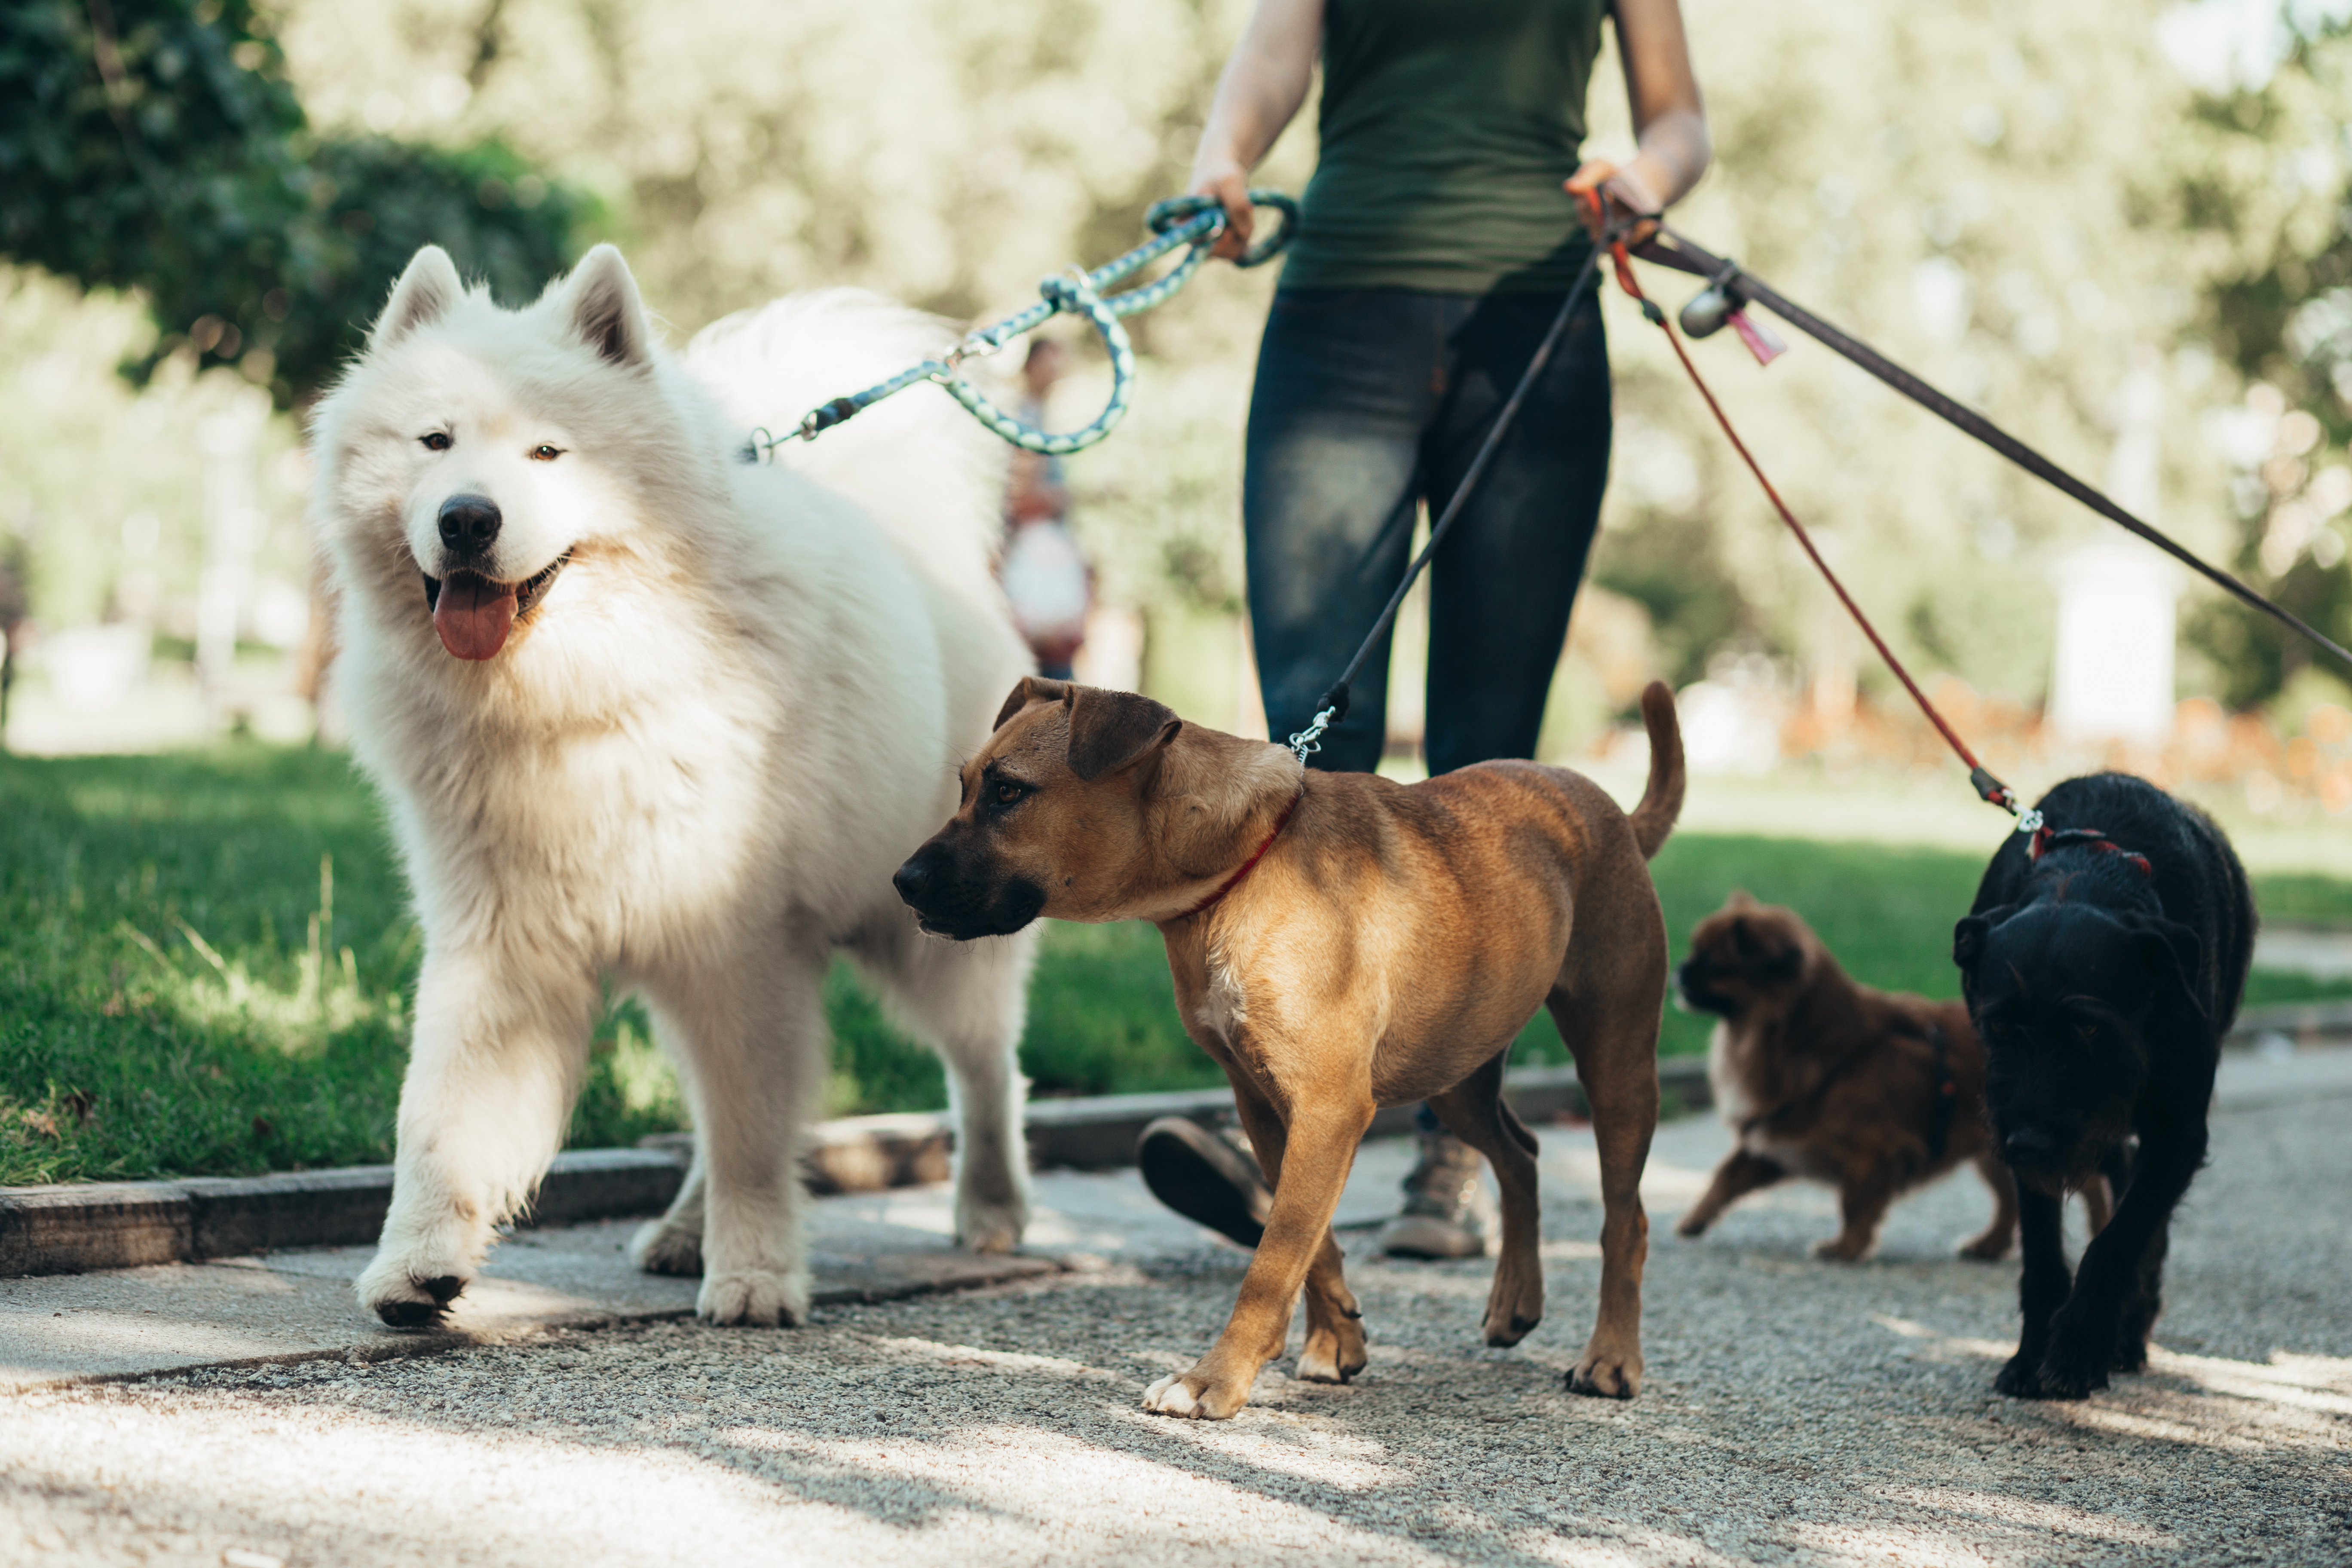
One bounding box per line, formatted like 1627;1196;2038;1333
309;243;1038;1328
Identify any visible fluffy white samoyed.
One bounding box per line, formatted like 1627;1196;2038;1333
309;243;1038;1328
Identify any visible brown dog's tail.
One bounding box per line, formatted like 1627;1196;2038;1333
1627;680;1684;861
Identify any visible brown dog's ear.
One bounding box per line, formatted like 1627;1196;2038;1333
1065;686;1181;781
993;675;1071;731
1726;888;1757;909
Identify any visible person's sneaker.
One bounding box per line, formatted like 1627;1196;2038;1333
1136;1116;1272;1249
1375;1129;1495;1258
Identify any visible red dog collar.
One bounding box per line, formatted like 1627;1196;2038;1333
2029;825;2152;877
1180;784;1306;920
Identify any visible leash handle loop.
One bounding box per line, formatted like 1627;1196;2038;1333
767;190;1301;458
1597;209;2026;825
928;269;1137;456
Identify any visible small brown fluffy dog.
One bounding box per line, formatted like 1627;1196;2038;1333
1673;893;2107;1261
894;677;1685;1420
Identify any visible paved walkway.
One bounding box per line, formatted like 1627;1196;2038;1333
2;1050;2347;1567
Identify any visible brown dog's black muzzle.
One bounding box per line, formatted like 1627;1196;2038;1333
893;835;1045;941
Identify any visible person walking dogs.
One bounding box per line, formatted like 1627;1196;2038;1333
1135;0;1710;1259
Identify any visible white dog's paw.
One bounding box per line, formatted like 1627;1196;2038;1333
355;1252;469;1328
1142;1374;1204;1418
696;1268;808;1328
956;1193;1028;1256
630;1217;704;1277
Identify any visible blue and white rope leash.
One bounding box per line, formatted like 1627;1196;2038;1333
747;190;1299;462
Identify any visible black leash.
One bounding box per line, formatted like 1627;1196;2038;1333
1283;224;1624;763
1635;226;2352;676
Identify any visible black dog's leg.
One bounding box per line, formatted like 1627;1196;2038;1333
2035;1115;2206;1398
2111;1222;2170;1372
1996;1186;2071;1397
2098;1139;2134;1201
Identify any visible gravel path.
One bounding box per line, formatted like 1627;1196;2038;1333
3;1095;2346;1568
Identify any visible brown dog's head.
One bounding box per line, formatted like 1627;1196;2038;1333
892;677;1301;940
1674;891;1821;1018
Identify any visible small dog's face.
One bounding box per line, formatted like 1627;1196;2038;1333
894;677;1295;940
1675;892;1812;1017
893;678;1182;940
1954;902;2198;1193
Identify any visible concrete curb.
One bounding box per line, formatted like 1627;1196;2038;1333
640;1057;1715;1181
0;1150;686;1280
3;1061;1708;1282
4;1029;2337;1283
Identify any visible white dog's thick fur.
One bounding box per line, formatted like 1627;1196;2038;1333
310;243;1038;1328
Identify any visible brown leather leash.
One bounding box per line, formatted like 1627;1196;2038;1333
1583;192;2030;826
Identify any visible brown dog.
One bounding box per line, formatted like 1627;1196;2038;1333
1673;893;2110;1260
893;677;1685;1420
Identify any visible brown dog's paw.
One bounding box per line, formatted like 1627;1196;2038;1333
1811;1235;1871;1263
1565;1347;1642;1400
1296;1320;1367;1384
1142;1366;1252;1421
1482;1305;1543;1348
1673;1212;1712;1239
1957;1231;2013;1262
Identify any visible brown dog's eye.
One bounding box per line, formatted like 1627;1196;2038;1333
420;432;452;451
529;444;563;462
993;781;1026;805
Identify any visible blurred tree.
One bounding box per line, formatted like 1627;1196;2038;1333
2172;20;2352;707
0;0;584;407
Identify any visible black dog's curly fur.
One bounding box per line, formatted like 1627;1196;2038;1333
1953;773;2254;1400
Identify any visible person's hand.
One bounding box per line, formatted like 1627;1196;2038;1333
1191;162;1255;261
1564;160;1663;248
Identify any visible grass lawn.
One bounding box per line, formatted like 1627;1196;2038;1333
5;744;2349;1187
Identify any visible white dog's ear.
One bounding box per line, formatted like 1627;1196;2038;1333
372;246;463;348
564;244;652;368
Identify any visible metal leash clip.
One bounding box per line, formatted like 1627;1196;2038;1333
1286;706;1336;765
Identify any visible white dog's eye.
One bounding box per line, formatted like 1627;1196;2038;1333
529;444;564;462
420;432;452;451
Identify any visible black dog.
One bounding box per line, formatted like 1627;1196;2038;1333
1953;772;2253;1400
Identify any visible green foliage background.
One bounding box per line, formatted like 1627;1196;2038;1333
10;0;2352;721
0;0;584;407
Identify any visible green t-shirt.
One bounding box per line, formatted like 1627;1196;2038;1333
1279;0;1608;295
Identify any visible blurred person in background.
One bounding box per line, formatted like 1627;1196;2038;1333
1137;0;1710;1260
999;339;1093;680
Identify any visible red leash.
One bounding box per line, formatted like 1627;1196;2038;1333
1583;193;2026;824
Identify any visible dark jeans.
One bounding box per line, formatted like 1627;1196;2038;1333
1244;287;1612;774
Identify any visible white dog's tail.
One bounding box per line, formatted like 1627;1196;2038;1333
684;289;1008;591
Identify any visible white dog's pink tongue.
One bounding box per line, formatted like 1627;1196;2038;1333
433;575;518;660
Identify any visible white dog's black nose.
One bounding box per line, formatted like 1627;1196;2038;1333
438;494;502;554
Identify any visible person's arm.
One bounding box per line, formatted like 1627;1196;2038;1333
1565;0;1710;245
1188;0;1325;259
